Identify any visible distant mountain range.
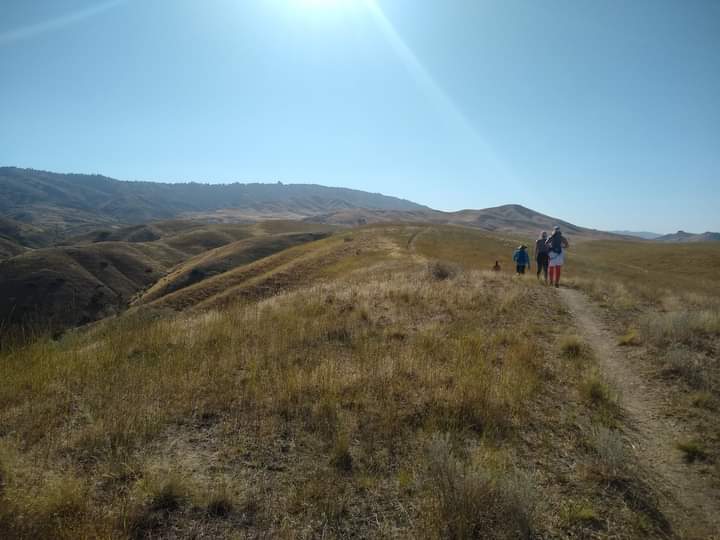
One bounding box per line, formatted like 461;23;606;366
654;231;720;243
0;167;622;248
1;168;717;256
611;230;720;242
0;167;425;237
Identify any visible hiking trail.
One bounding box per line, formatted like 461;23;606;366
559;287;720;539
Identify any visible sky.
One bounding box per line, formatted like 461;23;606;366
1;0;719;234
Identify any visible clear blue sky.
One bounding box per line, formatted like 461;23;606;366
1;0;719;233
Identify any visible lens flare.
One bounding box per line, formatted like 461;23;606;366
361;0;516;187
0;0;126;45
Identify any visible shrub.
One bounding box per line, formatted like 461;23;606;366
206;493;234;518
203;485;257;523
428;261;459;281
331;432;354;473
423;434;535;539
661;347;711;390
127;475;191;537
590;426;626;480
676;440;709;463
580;372;614;406
561;502;601;526
560;335;585;359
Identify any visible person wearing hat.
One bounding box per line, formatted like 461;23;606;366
512;244;531;275
534;231;550;283
545;226;569;287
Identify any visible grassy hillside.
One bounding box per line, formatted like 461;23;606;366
0;237;26;260
0;243;185;334
138;232;333;305
0;216;50;259
564;239;720;507
0;225;687;539
567;239;720;297
0;221;337;335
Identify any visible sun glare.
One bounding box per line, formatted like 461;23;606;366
294;0;356;9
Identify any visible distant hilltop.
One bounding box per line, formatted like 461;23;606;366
654;231;720;243
0;166;426;237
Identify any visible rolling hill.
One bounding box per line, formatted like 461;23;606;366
0;167;426;242
306;204;628;240
0;216;50;259
0;221;334;333
654;230;720;243
136;231;333;306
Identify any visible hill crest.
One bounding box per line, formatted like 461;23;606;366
0;167;427;238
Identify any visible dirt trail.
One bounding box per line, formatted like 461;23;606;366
560;287;720;539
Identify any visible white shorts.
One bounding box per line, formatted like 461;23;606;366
548;250;564;267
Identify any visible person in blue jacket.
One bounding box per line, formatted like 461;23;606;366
512;245;531;275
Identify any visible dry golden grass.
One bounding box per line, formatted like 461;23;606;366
565;238;720;491
0;225;677;538
0;266;541;537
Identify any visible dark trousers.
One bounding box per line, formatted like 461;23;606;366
536;253;549;280
516;264;526;274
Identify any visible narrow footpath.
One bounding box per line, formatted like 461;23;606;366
560;287;720;539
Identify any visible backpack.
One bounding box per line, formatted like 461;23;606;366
548;233;563;254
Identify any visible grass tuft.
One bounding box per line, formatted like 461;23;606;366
618;328;641;346
331;432;354;473
560;335;585;359
127;474;191;537
660;347;711;390
561;502;601;526
206;494;234;518
427;260;459;281
590;426;627;480
423;434;535;539
690;391;715;410
580;372;613;406
676;440;709;463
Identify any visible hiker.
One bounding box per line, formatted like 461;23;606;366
512;245;530;275
492;260;501;272
545;226;569;287
534;231;550;283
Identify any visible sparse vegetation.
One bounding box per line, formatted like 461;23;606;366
427;260;459;281
0;225;685;537
561;503;600;526
676;440;710;464
580;370;615;407
422;434;535;539
618;327;640;346
567;240;720;487
560;335;586;358
590;426;627;480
